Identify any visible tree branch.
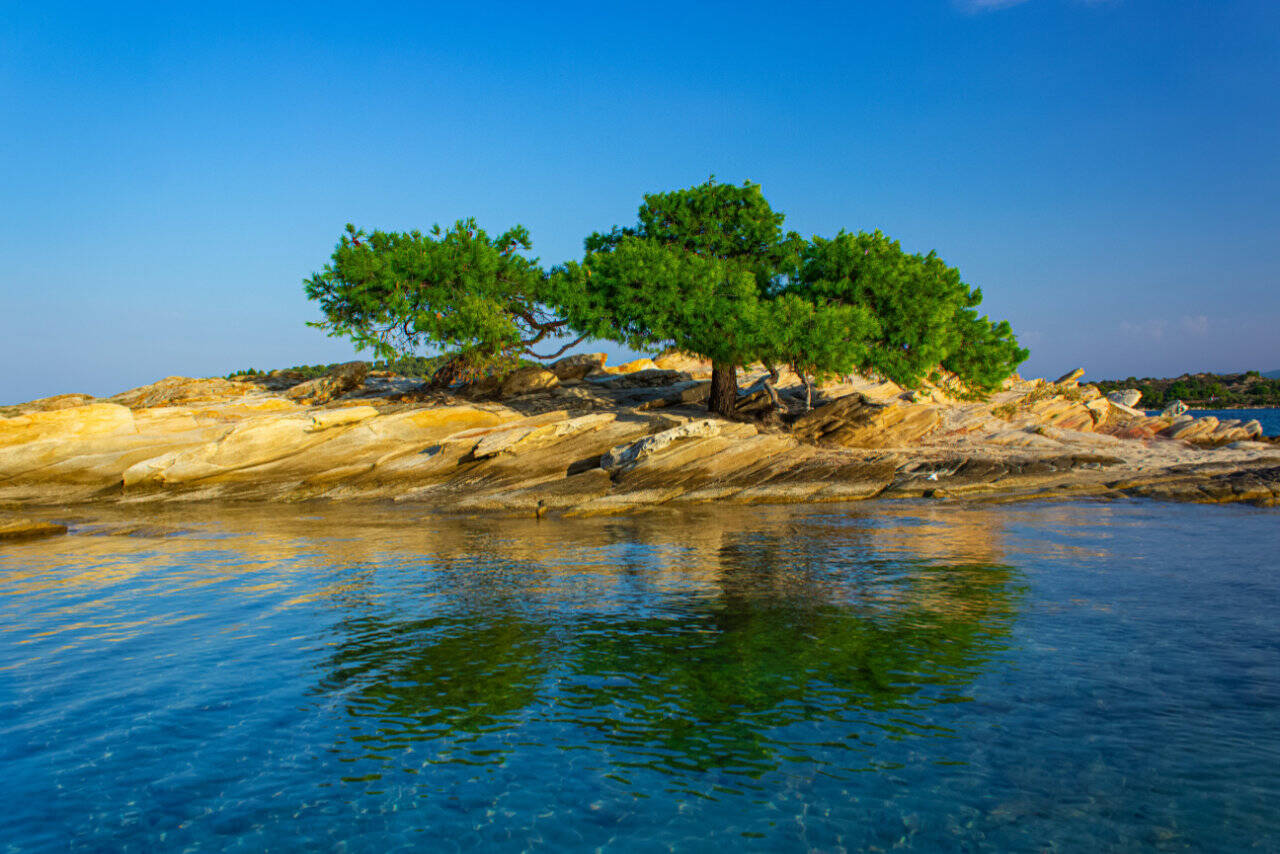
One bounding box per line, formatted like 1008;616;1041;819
524;334;588;361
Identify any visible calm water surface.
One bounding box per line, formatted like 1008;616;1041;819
1;500;1277;852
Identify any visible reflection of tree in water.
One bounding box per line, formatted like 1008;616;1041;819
560;531;1020;780
316;555;551;765
315;516;1021;783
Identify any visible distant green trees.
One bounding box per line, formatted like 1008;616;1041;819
1095;372;1280;409
305;179;1029;415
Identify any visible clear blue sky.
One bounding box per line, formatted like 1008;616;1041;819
2;0;1277;404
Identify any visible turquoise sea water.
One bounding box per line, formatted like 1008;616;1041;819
2;500;1278;852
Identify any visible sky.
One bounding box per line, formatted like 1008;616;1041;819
2;0;1278;404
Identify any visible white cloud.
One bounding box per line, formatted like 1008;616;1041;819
1117;315;1211;341
1118;319;1168;341
1180;315;1209;337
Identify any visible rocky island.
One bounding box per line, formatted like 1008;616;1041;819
2;352;1277;538
5;181;1278;531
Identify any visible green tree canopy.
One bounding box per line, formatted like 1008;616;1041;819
559;179;855;415
553;236;770;370
942;308;1030;393
303;181;1030;409
585;178;802;281
796;230;1026;392
304;220;578;384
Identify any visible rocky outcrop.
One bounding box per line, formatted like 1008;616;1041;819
1;360;1277;514
0;393;99;416
1107;389;1143;408
285;362;369;405
499;366;560;397
601;419;736;473
111;377;260;409
549;352;607;381
601;358;661;375
792;394;940;448
652;351;713;375
1162;400;1189;418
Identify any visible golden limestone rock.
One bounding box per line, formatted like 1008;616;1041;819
0;515;67;542
284;362;369;405
791;394;941;448
600;358;661;375
110;376;259;409
652;350;713;375
549;352;608;381
0;403;136;448
499;366;560;396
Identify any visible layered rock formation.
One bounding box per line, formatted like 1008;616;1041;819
1;358;1277;517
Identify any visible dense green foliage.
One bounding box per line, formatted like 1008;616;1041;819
1096;371;1280;408
554;238;770;364
943;309;1029;393
304;178;1028;412
303;220;572;383
558;179;878;414
583;178;803;284
795;231;1027;391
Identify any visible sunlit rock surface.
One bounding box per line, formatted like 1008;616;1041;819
1;359;1278;513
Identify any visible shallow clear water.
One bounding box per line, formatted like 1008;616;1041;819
1;500;1277;852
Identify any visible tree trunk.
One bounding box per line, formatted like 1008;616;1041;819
762;363;783;412
708;361;738;417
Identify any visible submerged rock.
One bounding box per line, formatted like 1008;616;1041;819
0;515;67;541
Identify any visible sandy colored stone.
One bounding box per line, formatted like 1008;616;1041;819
307;406;380;432
1163;416;1220;443
602;419;736;472
793;395;940;448
285;362;368;405
0;515;67;541
652;351;712;374
111;377;258;409
500;366;560;397
549;353;608;381
0;403;136;448
601;358;661;375
4;365;1280;511
471;413;616;459
0;393;98;415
